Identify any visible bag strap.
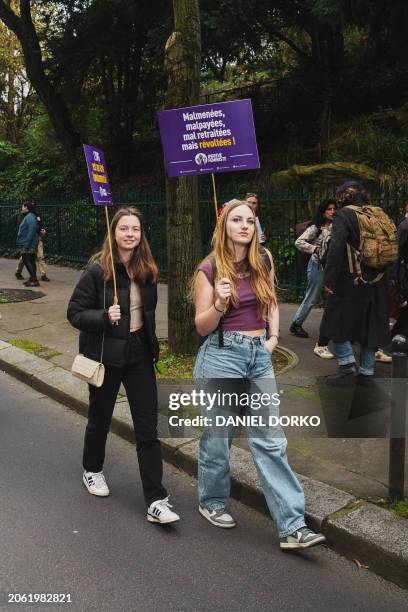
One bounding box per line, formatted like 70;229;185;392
209;258;224;347
347;244;385;285
100;283;106;363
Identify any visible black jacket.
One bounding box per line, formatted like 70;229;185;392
67;262;160;367
321;206;390;348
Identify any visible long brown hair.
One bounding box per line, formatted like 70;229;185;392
194;200;277;319
93;206;158;283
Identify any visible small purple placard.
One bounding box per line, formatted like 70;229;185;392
83;144;113;206
157;99;260;177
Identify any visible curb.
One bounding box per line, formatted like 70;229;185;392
274;344;299;376
0;340;407;590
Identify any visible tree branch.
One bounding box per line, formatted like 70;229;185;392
0;0;23;38
267;26;311;61
0;0;80;154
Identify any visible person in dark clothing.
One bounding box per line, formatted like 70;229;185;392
16;201;40;287
67;206;180;524
320;182;390;381
391;203;408;336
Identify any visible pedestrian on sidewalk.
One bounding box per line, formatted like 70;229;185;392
15;206;50;282
244;192;267;244
192;199;325;549
16;201;40;287
67;206;179;525
391;202;408;338
321;182;394;383
289;199;337;360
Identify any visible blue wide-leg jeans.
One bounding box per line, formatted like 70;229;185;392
292;258;323;326
193;331;306;538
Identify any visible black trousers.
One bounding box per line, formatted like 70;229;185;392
22;252;37;279
83;329;167;505
317;332;330;346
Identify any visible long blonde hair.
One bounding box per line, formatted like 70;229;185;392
196;200;277;319
92;206;158;283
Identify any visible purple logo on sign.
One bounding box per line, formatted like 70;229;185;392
157;99;260;178
83;144;113;206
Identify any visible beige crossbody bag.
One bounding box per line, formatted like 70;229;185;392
71;284;106;387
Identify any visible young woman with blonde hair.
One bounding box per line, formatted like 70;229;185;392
193;199;325;549
67;207;179;524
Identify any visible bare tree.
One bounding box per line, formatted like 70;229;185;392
164;0;202;353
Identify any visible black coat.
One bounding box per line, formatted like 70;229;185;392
320;206;390;348
67;262;160;367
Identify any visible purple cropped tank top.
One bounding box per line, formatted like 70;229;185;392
198;259;266;331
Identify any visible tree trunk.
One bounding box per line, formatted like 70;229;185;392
0;0;80;156
309;19;343;162
164;0;202;353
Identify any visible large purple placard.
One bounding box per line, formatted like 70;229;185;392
83;144;113;206
157;99;260;177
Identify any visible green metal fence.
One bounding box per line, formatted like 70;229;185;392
1;187;408;297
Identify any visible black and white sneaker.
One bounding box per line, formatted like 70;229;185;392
147;497;180;524
280;527;326;550
82;471;110;497
199;505;236;528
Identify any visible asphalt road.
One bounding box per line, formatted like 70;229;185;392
1;371;407;612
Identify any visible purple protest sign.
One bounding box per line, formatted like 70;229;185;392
83;144;113;206
157;99;260;177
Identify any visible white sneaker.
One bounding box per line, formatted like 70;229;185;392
83;471;110;497
199;505;236;528
147;496;180;524
375;349;392;363
280;527;326;550
313;344;335;359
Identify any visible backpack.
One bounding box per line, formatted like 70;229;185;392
36;214;46;237
295;221;310;268
346;205;398;284
199;248;272;347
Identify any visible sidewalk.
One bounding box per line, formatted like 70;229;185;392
1;257;407;587
0;257;403;499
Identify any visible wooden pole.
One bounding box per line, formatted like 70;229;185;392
104;205;118;306
211;173;218;219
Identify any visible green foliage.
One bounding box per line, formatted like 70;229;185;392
329;117;408;184
0;110;74;198
378;498;408;519
271;236;296;272
155;340;195;379
0;0;407;195
0;140;19;166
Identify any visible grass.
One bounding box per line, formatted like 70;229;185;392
155;341;196;379
377;498;408;519
156;340;290;379
9;338;61;361
8;337;290;377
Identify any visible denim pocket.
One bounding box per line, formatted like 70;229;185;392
260;337;271;354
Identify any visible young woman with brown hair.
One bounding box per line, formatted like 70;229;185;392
67;207;179;524
192;200;325;549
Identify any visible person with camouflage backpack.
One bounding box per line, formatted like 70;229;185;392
320;181;397;383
